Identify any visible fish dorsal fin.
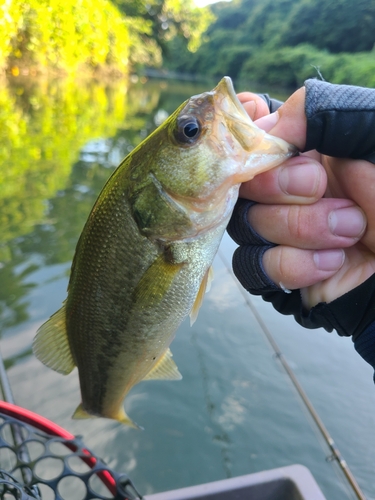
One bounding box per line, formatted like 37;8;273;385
190;266;214;326
32;302;75;375
143;348;182;381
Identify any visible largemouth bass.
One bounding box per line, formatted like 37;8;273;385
33;77;295;428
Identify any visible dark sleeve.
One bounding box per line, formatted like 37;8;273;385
304;79;375;163
261;273;375;338
257;94;284;113
354;320;375;381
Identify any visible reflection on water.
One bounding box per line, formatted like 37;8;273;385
0;75;374;500
0;76;204;337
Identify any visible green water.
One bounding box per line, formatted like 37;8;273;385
0;75;374;500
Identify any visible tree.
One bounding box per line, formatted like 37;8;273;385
280;0;375;53
113;0;214;57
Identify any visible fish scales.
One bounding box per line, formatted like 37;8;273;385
33;77;296;427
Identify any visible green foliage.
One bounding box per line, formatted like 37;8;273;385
0;0;212;74
325;53;375;88
240;44;335;88
0;77;132;245
113;0;214;57
240;0;296;49
173;0;375;89
239;45;375;88
165;25;254;79
279;0;375;53
1;0;146;74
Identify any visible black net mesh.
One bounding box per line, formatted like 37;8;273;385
0;411;142;500
0;470;41;499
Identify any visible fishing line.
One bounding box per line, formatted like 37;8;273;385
190;331;232;479
218;248;367;500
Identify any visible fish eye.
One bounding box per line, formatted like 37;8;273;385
184;121;199;138
175;116;201;144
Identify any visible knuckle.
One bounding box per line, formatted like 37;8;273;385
287;205;308;240
286;205;326;245
264;246;287;285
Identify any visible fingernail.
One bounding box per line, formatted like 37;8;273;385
279;162;320;197
255;111;279;132
314;249;345;271
328;207;366;238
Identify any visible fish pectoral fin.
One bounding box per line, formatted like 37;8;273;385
190;266;214;326
143;348;182;381
32;302;75;375
133;254;184;309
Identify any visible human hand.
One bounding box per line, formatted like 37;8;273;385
229;80;375;340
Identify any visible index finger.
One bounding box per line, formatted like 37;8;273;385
237;92;271;121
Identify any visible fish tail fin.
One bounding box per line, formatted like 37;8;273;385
33;302;75;375
72;404;143;430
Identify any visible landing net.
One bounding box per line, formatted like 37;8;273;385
0;401;142;500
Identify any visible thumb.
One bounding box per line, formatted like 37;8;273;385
255;87;307;151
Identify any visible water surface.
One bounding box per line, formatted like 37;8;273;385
0;75;374;500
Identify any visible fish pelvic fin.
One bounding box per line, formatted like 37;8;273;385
72;404;142;429
143;348;182;381
32;302;75;375
190;266;214;326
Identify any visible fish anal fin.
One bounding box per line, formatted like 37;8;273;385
72;404;142;429
190;266;214;326
143;348;182;381
32;302;75;375
72;403;94;420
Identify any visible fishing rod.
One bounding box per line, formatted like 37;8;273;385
218;249;367;500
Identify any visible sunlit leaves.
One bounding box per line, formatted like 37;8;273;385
115;0;214;56
0;0;212;74
1;0;134;74
0;78;130;245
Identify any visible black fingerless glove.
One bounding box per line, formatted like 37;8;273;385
304;79;375;163
258;94;284;113
227;199;375;338
229;79;375;375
